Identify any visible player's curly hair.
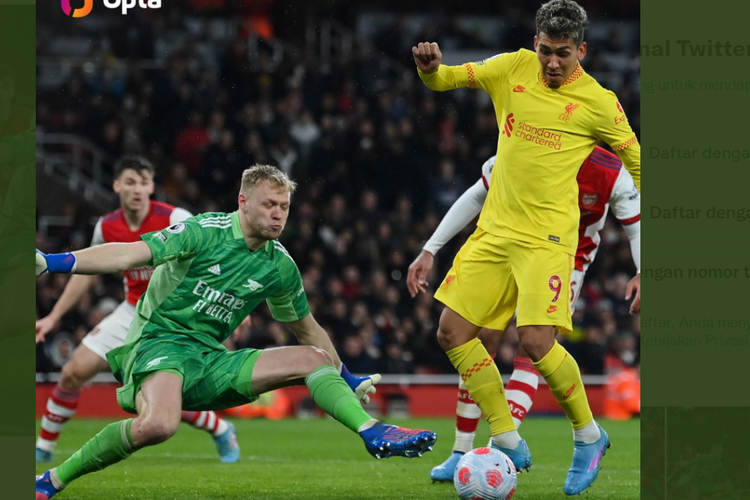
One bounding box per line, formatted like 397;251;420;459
536;0;588;46
241;164;297;193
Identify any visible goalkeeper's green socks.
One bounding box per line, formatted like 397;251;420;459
305;366;376;433
52;419;137;488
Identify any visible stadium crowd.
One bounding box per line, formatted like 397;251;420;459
35;4;640;376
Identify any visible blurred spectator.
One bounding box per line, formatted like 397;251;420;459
429;158;467;216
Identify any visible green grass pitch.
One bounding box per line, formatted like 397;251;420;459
37;417;639;499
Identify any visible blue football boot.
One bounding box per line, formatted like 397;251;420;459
360;423;437;459
563;423;610;495
430;451;464;482
36;447;53;463
36;471;61;500
213;421;240;463
491;438;532;473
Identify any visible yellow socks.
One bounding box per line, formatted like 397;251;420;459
447;338;515;435
533;341;593;429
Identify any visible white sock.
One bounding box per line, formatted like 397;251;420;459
454;430;475;454
213;418;229;438
573;420;601;444
357;419;378;433
491;430;522;450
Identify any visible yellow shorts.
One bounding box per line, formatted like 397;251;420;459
434;228;573;333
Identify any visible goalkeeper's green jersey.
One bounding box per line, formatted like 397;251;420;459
127;211;309;347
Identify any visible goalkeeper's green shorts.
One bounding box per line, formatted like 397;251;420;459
108;334;262;413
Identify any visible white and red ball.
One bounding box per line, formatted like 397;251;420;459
453;447;517;500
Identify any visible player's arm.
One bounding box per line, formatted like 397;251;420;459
609;167;641;314
36;217;109;340
286;313;381;404
270;260;381;403
286;313;342;369
37;241;153;276
37;217;205;277
413;42;510;93
594;95;640;191
407;179;487;297
269;262;342;367
35;275;96;343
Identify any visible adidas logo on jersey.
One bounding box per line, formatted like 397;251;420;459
208;264;221;276
243;279;264;291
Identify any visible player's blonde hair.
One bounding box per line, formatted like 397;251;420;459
240;164;297;194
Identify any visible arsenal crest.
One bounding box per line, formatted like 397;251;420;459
581;193;598;207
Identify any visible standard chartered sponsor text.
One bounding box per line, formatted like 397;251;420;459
516;122;562;150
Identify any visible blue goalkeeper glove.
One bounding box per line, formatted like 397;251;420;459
340;364;381;404
36;249;76;277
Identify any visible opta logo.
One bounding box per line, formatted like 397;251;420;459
61;0;93;17
104;0;162;15
62;0;161;17
502;112;515;137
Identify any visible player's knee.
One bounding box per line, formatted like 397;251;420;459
518;328;555;361
437;326;468;351
436;327;452;351
59;362;87;391
307;346;333;369
478;329;502;356
135;415;179;446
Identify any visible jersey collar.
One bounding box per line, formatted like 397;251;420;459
231;211;272;253
540;62;584;88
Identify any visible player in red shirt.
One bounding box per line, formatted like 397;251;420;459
408;147;641;481
35;156;240;463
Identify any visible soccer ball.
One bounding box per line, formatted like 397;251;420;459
454;447;517;500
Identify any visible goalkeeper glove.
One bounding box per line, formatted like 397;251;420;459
340;364;381;404
36;249;76;277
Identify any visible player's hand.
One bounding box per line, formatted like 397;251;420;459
407;250;434;298
340;364;381;405
625;273;641;315
412;42;442;73
36;314;60;343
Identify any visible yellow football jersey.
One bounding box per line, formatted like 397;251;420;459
419;49;640;255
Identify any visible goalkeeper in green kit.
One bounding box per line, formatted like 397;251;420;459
36;164;436;499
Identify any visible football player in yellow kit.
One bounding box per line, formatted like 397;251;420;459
412;0;640;494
